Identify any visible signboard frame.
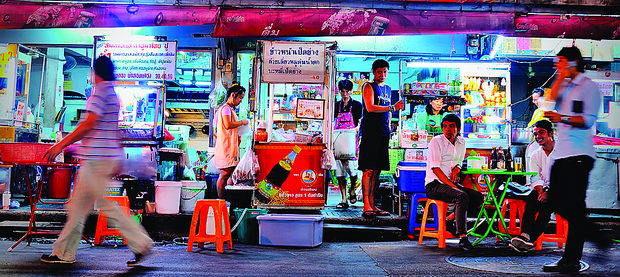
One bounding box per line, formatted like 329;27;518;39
261;40;326;84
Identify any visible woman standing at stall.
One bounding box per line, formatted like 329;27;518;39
214;84;248;199
415;97;445;134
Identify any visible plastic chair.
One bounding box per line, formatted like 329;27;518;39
407;193;438;238
498;198;527;236
94;196;131;245
535;214;568;250
418;199;455;248
187;199;233;253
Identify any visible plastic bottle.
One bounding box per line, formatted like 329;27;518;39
2;190;10;210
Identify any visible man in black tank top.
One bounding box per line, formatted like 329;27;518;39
358;59;404;218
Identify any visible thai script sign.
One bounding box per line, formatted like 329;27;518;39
261;41;326;84
95;39;177;81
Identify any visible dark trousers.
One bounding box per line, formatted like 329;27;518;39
425;180;484;235
548;155;595;263
521;190;553;241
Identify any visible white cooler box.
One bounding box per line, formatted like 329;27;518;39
257;214;324;247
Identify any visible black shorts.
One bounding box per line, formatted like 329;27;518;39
358;134;390;171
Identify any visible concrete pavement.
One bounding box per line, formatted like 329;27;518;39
1;239;618;276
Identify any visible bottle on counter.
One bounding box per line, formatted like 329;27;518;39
2;189;10;210
255;145;302;203
490;147;498;169
497;147;505;169
505;147;514;172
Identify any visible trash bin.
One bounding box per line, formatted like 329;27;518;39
205;174;219;199
233;208;268;244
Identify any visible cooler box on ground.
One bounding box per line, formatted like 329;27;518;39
396;162;427;193
233;208;268;244
257;214;324;247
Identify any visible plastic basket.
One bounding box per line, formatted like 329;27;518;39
0;143;53;163
294;133;314;143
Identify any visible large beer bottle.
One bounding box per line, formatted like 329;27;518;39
256;145;302;202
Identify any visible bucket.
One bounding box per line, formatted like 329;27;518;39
180;181;206;213
233;208;268;244
154;181;182;214
205;174;219;199
47;168;73;199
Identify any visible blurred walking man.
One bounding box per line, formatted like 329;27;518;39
41;56;152;266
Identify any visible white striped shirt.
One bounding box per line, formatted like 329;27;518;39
78;81;123;160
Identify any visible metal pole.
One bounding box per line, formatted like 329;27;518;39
35;54;47;125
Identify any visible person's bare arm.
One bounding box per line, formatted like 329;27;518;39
432;167;459;189
362;83;390;113
222;114;248;130
43;112;99;162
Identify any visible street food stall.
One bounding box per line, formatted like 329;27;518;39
93;36;176;208
251;40;336;209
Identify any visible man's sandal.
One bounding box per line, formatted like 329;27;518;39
362;210;376;218
336;202;349;209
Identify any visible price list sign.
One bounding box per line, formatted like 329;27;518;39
261;41;326;84
94;37;177;81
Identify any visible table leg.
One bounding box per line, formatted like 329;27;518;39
488;176;512;240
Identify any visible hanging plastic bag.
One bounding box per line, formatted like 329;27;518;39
321;149;337;170
333;129;357;159
231;148;260;185
209;79;227;108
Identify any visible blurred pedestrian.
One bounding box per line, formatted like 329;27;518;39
41;56;152;266
214;84;248;199
542;46;602;273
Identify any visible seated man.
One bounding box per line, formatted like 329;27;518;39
510;120;555;253
425;114;483;250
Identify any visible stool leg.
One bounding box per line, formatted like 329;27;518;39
187;207;200;252
509;203;518;234
197;206;210;249
418;202;430;245
437;203;446;249
221;203;233;249
214;206;224;253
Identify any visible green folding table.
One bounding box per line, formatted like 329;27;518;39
461;170;537;246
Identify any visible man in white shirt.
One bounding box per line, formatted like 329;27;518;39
425;114;483;250
542;46;602;273
510;120;555;253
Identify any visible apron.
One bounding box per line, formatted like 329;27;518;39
214;104;240;169
334;101;356;130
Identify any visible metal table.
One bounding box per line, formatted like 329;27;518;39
2;162;92;251
462;169;537;246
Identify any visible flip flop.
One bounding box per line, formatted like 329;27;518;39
336;202;349;209
374;210;391;216
362;210;376;218
348;192;357;204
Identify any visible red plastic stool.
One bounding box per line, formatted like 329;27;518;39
187;199;233;253
498;198;527;236
94;196;131;245
418;199;455;248
535;214;568;250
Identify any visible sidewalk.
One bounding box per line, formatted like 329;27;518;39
0;239;618;276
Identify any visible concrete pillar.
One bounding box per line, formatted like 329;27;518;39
42;48;64;129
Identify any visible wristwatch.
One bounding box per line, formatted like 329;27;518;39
560;116;571;124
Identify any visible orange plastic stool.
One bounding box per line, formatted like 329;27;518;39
498;198;527;236
94;196;131;245
187;199;233;253
535;214;568;250
418;199;455;248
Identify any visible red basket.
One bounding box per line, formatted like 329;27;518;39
0;143;53;163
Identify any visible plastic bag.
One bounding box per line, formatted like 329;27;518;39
321;149;337;170
209;79;227;108
333;129;357;159
231;149;260;184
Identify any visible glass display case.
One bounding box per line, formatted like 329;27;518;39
400;61;511;149
115;84;165;141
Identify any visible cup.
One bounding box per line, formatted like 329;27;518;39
539;99;556;112
514;157;523;172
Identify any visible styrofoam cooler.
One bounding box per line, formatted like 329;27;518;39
155;181;182;214
180;181;207;213
257;214;324;247
396;161;427;193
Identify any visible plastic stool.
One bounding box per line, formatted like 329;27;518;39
407;194;438;238
418;199;455;248
94;196;131;245
187;199;233;253
498;198;526;236
535;214;568;250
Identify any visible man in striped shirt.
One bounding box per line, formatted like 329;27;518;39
41;56;152;266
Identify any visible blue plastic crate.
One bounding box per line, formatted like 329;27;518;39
396;162;427;193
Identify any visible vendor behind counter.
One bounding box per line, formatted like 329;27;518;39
415;97;446;134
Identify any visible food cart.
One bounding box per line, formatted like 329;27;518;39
93;36;176;208
251;40;336;209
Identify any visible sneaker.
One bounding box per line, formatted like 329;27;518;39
127;251;150;267
40;254;75;264
510;235;534;252
542;259;581;273
459;237;475;251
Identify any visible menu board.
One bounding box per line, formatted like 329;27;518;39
94;37;177;81
261;41;326;84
